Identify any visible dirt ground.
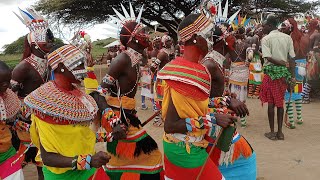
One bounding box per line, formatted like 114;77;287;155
23;65;320;179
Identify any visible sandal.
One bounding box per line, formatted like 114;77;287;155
276;132;284;140
285;122;296;129
301;99;310;104
297;119;303;125
264;132;277;140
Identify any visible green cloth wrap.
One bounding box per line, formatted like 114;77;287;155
42;166;96;180
263;65;292;81
163;140;208;168
0;146;16;164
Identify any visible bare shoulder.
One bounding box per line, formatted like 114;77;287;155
12;61;30;74
157;51;167;60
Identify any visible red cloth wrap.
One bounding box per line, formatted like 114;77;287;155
260;75;287;108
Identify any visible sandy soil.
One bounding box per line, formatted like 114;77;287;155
23;65;320;179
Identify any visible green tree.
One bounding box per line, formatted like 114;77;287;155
35;0;319;39
3;35;64;54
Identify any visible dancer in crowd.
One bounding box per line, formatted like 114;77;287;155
151;34;175;126
227;27;251;127
93;4;163;179
158;10;238;179
260;15;296;140
0;61;24;180
11;8;55;179
141;37;161;111
302;21;320;103
25;44;110;179
200;11;256;178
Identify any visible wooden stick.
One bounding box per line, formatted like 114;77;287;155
196;129;223;180
141;110;161;127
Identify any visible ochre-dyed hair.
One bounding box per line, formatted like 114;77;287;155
120;21;138;47
21;35;31;61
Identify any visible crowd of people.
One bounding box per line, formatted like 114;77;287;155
1;0;320;179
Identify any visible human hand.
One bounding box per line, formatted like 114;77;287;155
215;114;237;128
90;151;111;168
229;98;249;117
112;124;127;140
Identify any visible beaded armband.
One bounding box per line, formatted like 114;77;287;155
102;74;116;86
151;58;161;69
185;116;205;132
77;154;92;170
101;108;122;130
14;120;30;132
10;80;23;90
209;96;231;108
96;85;109;97
71;155;78;170
96;132;113;142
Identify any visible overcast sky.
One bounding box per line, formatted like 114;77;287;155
0;0;108;51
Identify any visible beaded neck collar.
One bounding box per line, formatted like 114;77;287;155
24;54;48;81
124;47;143;67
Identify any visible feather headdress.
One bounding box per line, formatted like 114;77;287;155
14;8;49;44
104;2;144;40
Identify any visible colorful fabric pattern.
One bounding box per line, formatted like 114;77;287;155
229;62;249;86
83;67;99;95
161;81;223;179
30;115;96;174
263;65;292;81
104;96;163;178
157;57;211;101
260;75;287;108
163;141;223;180
24;81;98;123
0;149;24;180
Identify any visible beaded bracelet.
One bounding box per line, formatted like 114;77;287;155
77;154;92;170
102;108;122;129
96;132;113;142
102;74;116;85
185;117;205;132
71;155;78;170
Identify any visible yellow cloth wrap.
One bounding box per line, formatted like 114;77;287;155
107;96;136;110
30;114;96;174
0;124;12;153
161;81;209;153
83;67;99;95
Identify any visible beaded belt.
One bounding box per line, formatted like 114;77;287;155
172;133;204;143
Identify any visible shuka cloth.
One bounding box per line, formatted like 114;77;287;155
260;75;287;108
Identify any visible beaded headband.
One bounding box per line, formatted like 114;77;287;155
48;44;85;71
178;13;212;43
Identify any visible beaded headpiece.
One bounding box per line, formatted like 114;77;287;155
48;45;87;80
14;8;49;45
215;0;240;25
231;15;251;31
70;30;92;53
178;13;214;43
104;3;146;46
